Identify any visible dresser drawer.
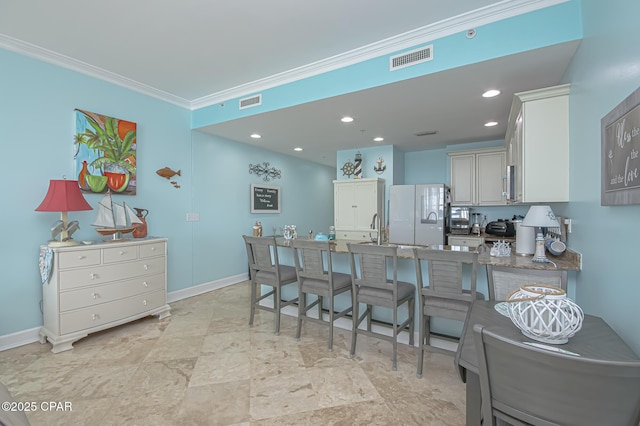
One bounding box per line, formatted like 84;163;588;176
59;273;165;312
103;246;138;263
58;257;166;290
336;230;376;241
60;290;166;335
139;241;165;258
57;250;101;269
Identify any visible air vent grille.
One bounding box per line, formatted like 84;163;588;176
390;45;433;71
239;94;262;110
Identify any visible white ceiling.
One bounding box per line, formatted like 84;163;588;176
0;0;579;167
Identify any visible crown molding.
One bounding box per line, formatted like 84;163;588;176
0;34;192;109
190;0;568;110
0;0;567;111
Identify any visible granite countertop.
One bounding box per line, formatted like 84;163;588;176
275;237;581;271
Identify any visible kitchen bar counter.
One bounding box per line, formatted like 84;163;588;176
275;237;580;271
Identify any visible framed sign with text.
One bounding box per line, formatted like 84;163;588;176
602;86;640;205
251;184;280;213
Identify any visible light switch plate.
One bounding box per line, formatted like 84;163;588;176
186;213;200;222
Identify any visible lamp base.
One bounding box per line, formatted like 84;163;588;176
48;239;81;247
531;232;549;263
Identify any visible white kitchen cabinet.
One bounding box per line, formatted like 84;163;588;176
39;238;171;353
447;235;484;248
505;84;570;203
333;178;384;241
449;148;506;206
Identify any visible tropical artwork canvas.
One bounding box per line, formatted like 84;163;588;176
74;109;137;195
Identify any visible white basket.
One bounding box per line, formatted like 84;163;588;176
506;285;584;345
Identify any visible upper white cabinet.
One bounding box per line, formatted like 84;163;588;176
333;178;384;241
505;84;570;203
449;148;506;206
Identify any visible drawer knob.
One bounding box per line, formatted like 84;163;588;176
151;247;156;251
90;273;97;280
143;281;149;288
92;292;99;300
144;264;149;271
78;255;86;260
143;300;148;306
119;251;125;255
92;314;99;321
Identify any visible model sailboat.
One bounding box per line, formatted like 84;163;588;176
92;192;142;238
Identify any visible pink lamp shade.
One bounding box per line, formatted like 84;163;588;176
35;179;92;212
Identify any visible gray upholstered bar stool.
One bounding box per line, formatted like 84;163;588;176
413;248;480;378
243;235;298;335
347;243;415;371
473;324;640;426
486;265;567;301
292;239;352;351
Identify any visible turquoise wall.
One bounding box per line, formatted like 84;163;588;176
192;1;582;128
561;0;640;354
0;48;334;339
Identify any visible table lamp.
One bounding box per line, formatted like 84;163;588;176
35;179;93;246
521;205;559;263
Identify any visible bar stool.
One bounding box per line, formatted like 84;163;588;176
292;239;352;351
243;235;298;335
413;248;480;378
347;243;415;371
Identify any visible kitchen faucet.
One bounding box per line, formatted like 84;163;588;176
371;213;382;245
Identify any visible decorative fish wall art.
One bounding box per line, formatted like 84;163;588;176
156;167;181;188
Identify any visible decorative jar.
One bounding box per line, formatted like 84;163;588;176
506;284;583;344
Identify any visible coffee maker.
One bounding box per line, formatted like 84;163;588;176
450;207;471;234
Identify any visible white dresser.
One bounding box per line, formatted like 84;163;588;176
39;237;171;353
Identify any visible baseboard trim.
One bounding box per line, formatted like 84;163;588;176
263;301;458;353
0;273;249;352
166;273;248;303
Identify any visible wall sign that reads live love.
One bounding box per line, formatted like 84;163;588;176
602;86;640;205
250;184;280;213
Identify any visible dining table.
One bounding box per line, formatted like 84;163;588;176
454;300;639;426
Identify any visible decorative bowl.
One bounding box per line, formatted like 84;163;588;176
506;285;583;344
85;175;108;193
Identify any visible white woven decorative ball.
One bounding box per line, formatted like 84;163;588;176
506;285;584;344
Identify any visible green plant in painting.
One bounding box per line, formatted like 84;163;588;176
74;114;136;175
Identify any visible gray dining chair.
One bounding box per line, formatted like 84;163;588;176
292;239;352;351
243;235;298;335
486;265;567;301
413;248;481;378
473;323;640;426
347;243;415;371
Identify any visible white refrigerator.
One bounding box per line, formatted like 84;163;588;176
388;184;449;245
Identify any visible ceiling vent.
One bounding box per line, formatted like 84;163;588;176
415;130;438;137
390;45;433;71
239;94;262;110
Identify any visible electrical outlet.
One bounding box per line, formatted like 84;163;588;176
564;218;572;233
186;213;200;222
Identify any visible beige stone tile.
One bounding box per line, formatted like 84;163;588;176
251;399;396;425
307;364;380;408
176;380;250;425
101;388;185;426
201;331;250;355
207;315;250;334
250;370;319;420
127;357;196;395
143;334;205;362
24;396;116;426
189;352;250;387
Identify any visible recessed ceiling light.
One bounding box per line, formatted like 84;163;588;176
482;89;500;98
373;137;384;142
250;133;261;139
294;147;303;151
484;121;498;127
341;116;354;123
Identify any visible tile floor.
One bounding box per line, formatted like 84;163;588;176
0;281;466;425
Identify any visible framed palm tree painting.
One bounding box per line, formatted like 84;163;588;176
74;109;137;195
